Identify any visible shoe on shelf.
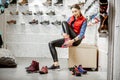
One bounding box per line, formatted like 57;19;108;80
10;11;19;15
18;0;28;6
0;5;5;13
42;0;52;6
78;65;87;74
40;20;50;25
46;10;55;16
26;60;39;73
22;10;32;15
51;20;61;25
7;20;16;24
34;11;43;15
72;65;81;76
48;64;60;69
39;66;48;74
29;19;38;24
10;0;17;4
54;0;63;6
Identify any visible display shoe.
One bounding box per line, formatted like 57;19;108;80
51;20;61;25
42;0;52;6
54;0;63;6
72;66;81;76
48;64;60;69
29;19;38;24
18;0;28;6
10;11;19;15
34;11;43;15
39;66;48;74
22;10;32;15
78;65;87;74
61;37;71;48
0;5;5;13
10;0;17;4
4;3;9;8
40;20;50;25
26;60;39;73
7;20;16;24
46;10;55;16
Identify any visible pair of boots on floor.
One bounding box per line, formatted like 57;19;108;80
25;60;61;74
69;65;87;77
25;60;48;74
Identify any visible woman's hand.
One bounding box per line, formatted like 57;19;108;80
64;39;74;47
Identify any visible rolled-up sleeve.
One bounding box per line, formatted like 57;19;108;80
77;20;87;40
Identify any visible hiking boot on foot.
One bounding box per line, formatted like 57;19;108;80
61;37;71;48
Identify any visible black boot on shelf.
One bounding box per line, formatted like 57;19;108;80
10;0;17;4
54;0;63;6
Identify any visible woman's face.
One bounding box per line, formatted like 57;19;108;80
71;8;81;18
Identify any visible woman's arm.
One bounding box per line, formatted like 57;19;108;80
72;20;87;42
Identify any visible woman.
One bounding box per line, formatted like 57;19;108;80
48;4;87;69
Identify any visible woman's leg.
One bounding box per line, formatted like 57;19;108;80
49;38;64;62
62;21;82;46
48;38;64;69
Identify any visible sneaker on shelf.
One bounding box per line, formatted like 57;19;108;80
46;10;55;16
78;65;87;74
51;20;61;25
7;20;16;24
40;20;50;25
26;60;39;73
34;11;43;15
54;0;63;6
39;66;48;74
42;0;52;6
29;19;38;24
22;10;32;15
48;64;60;70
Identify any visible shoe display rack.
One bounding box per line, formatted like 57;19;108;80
2;0;100;58
3;0;78;57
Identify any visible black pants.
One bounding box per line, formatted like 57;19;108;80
0;35;3;48
48;21;82;62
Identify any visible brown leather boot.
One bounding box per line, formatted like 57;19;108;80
26;60;39;73
18;0;28;6
7;20;16;24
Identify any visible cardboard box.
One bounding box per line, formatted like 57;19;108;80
69;44;98;70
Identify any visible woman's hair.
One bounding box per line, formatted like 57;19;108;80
71;4;80;10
